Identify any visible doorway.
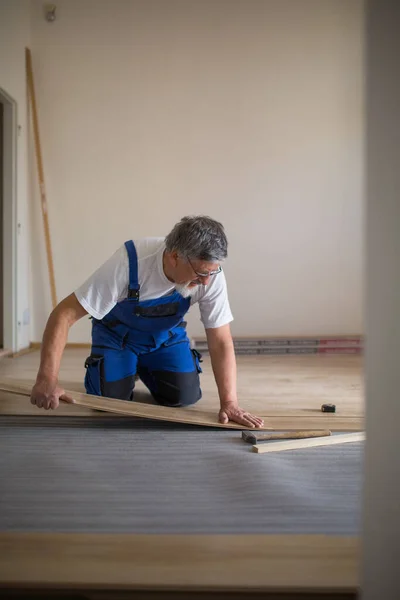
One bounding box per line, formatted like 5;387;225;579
0;88;17;353
0;101;3;347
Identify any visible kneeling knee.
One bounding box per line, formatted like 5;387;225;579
151;370;202;408
170;385;202;408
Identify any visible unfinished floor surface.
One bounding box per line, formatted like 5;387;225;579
0;350;363;596
0;417;363;535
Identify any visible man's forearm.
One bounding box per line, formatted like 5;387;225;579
208;336;238;407
36;294;88;384
36;308;70;383
206;325;264;428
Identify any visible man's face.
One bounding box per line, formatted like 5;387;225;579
173;254;221;289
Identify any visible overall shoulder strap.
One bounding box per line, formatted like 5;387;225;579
124;241;140;300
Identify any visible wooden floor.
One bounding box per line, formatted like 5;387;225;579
0;533;359;598
0;348;364;419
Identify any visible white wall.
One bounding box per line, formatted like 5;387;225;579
0;0;31;350
29;0;364;343
362;0;400;597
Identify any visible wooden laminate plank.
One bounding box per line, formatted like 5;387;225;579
0;533;359;592
264;417;363;431
243;430;332;443
253;432;366;453
0;386;364;431
0;380;273;430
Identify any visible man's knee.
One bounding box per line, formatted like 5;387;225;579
141;368;202;407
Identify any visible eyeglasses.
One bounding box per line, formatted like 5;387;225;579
187;257;222;278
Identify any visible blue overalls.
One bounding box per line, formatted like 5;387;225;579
84;241;203;406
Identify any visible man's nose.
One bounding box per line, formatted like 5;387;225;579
199;275;211;285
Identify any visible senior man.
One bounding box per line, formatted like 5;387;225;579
30;215;263;428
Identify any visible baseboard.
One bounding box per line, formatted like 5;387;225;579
192;335;364;356
30;342;91;350
10;343;91;357
10;345;37;358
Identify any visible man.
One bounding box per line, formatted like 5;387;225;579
30;215;263;428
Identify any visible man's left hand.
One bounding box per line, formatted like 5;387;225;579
219;404;264;428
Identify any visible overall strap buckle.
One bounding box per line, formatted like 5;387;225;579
127;288;140;300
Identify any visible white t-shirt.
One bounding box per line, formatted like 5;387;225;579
75;238;233;330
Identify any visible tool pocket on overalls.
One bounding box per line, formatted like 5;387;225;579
133;303;180;318
84;355;104;396
191;349;203;374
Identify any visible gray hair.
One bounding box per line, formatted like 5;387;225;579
165;215;228;262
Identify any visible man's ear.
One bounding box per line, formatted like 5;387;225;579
170;250;179;267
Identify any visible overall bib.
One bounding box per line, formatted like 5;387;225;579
84;241;202;407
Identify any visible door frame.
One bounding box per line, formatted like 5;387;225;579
0;87;18;352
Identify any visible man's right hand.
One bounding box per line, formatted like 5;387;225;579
30;378;75;410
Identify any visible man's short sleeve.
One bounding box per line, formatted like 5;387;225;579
198;270;234;329
74;245;129;320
